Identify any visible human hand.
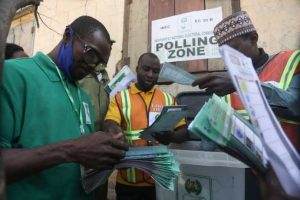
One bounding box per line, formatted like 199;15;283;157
151;131;174;145
192;72;235;96
257;167;299;200
69;132;128;170
103;119;124;139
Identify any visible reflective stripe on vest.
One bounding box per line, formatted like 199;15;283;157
280;50;300;90
121;90;132;131
123;113;142;183
163;92;173;106
119;90;137;183
123;130;143;141
123;130;142;183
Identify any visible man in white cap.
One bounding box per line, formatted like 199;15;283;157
193;11;300;200
192;11;300;153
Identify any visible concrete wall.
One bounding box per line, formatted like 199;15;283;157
8;14;35;56
34;0;125;78
241;0;300;54
125;0;149;69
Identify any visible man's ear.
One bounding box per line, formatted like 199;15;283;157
62;27;72;44
249;32;258;45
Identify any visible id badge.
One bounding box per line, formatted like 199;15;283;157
82;102;91;124
148;112;160;126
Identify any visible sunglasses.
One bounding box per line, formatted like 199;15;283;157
73;31;107;68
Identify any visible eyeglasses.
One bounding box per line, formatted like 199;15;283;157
73;31;107;68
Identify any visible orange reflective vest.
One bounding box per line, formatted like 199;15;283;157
224;50;300;152
115;87;174;186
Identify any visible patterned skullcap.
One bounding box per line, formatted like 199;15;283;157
213;11;256;45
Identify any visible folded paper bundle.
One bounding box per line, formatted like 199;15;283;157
188;94;268;174
82;145;180;193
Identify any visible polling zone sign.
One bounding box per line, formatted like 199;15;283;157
151;7;222;63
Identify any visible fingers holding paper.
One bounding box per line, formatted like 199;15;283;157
103;120;124;135
192;72;235;96
151;125;188;145
112;132;127;148
70;131;128;170
151;131;174;145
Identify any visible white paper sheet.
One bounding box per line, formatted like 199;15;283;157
220;45;300;198
159;62;197;85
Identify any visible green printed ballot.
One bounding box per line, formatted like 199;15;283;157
104;65;136;96
188;95;267;174
140;105;188;142
159;62;197;85
82;146;179;193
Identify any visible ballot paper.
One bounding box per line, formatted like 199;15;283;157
220;45;300;198
159;62;197;85
82;146;179;193
140;105;188;142
104;65;137;97
188;94;267;174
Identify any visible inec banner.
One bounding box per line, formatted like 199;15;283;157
151;7;222;63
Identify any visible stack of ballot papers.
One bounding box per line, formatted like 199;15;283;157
82;146;180;193
188;94;268;174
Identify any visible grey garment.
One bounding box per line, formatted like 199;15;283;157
79;72;110;131
261;74;300;120
257;55;300;120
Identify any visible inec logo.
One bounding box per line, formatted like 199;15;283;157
178;17;192;32
185;178;202;195
180;175;212;200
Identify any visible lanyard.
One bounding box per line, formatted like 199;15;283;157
49;57;85;134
